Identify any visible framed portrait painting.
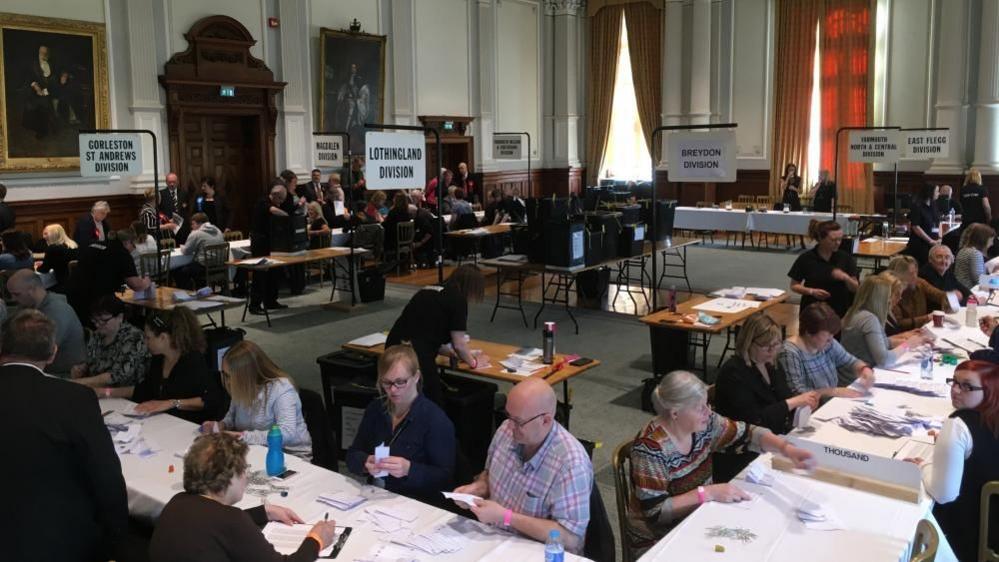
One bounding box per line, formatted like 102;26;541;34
0;13;110;172
319;29;386;156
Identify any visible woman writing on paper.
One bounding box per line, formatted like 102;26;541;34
905;360;999;562
150;433;338;562
346;345;456;503
627;371;815;555
841;274;931;368
714;312;820;481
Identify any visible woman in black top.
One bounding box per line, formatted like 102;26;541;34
306;201;330;250
194;176;230;232
788;220;859;317
906;182;941;265
960;167;992;227
778;163;802;211
714;313;819;482
386;265;487;404
37;223;78;293
132;307;222;424
150;433;338;562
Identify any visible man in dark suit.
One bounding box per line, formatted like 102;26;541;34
249;180;301;314
0;182;15;232
158;172;188;219
298;168;324;203
72;200;111;248
0;309;128;561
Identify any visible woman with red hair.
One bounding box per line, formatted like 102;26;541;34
915;360;999;561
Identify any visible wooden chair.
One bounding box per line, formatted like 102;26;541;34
139;250;171;284
836;204;853;213
982;481;999;562
737;195;754;205
159;238;177;251
306;232;333;286
394;221;415;275
200;242;230;294
755;195;773;208
223;230;244;242
612;440;638;562
910;518;938;562
67;259;78;279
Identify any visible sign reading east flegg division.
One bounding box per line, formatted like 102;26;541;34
313;134;344;168
493;135;523;160
78;133;143;177
667;130;737;183
848;130;901;163
364;131;426;190
903;130;950;160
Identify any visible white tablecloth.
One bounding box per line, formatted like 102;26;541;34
673;207;850;235
105;398;590;561
749;211;849;235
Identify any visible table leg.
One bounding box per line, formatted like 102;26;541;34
533;270;547;329
562;380;571;430
490;268;503;322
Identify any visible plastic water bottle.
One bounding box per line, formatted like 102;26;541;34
266;425;285;477
920;350;934;381
544;529;565;562
542;322;556;365
948;208;955;226
966;295;978;328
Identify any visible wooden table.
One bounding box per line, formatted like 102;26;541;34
229;247;367;326
639;292;788;376
343;338;600;429
444;223;513;265
119;286;244;326
854;237;908;273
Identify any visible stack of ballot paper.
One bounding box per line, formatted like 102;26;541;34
390;525;470;555
795;497;843;531
316;490;367;510
363;504;420;533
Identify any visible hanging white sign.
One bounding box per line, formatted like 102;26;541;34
667;130;737;183
493;135;523;160
364;131;427;190
78;133;143;176
848;130;901;163
902;130;950;160
313;134;345;167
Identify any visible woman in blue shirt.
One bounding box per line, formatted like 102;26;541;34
0;231;34;270
347;345;456;503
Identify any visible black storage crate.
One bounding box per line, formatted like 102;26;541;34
585;211;622;262
544;219;585;268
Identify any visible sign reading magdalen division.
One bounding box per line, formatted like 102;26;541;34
78;133;143;176
848;130;901;163
667;130;737;183
313;134;345;168
364;131;426;190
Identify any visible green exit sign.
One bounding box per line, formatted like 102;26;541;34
219;85;235;97
443;121;455;131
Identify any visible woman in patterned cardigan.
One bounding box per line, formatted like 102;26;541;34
627;371;815;554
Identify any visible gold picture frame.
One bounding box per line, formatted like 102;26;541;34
0;12;110;172
318;28;386;157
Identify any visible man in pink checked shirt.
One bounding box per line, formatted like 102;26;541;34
451;378;593;554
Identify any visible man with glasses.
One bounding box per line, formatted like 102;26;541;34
6;269;85;377
451;378;592;554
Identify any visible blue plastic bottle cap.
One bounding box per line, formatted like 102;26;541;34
549;529;559;539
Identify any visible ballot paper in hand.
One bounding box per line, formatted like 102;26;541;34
373;442;390;478
442;491;483;506
744;463;775;487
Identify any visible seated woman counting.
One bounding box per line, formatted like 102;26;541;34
713;312;820;482
347;345;456;503
905;360;999;562
787;220;859;318
954;222;996;290
841;274;930;369
628;371;815;555
70;295;150;399
132;308;222;423
202;341;312;459
778;302;875;398
149;433;338;562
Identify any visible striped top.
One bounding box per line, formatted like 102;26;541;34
221;378;312;457
628;413;767;550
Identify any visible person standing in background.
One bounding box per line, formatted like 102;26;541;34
0;183;16;232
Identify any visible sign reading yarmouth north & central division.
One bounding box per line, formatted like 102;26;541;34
848;130;901;163
313;134;344;168
667;130;737;183
493;135;523;160
78;133;143;176
364;131;426;190
902;130;950;160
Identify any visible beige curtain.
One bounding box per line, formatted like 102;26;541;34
624;2;662;162
585;7;624;186
588;0;662;17
770;0;822;203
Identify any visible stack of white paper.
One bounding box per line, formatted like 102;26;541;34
355;542;421;562
710;287;747;298
390;525;469;555
349;333;388;347
261;523;342;556
745;287;785;299
692;298;762;314
316;490;367;510
499;356;545;376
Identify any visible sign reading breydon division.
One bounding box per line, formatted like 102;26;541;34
667;130;737;183
364;131;427;190
78;133;143;176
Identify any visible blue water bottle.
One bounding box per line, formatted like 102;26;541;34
544;529;564;562
265;425;285;477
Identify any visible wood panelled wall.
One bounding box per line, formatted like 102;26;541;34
481;167;583;198
654;169;771;205
9;194;144;242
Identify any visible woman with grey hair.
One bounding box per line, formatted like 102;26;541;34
627;371;815;553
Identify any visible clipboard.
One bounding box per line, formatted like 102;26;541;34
321;526;352;559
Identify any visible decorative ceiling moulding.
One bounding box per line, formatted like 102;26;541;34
545;0;587;17
585;0;663;17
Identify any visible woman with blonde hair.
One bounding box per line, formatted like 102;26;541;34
202;340;312;458
305;201;330;250
960;167;992;226
841;274;929;368
346;344;456;502
37;223;78;293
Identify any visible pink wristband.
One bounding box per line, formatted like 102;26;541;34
102;387;111;398
502;508;512;527
697;486;707;504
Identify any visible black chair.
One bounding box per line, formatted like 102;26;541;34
298;388;339;472
584;482;616;562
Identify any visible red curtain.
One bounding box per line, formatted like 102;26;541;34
819;0;872;213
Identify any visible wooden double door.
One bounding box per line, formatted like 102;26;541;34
179;114;262;233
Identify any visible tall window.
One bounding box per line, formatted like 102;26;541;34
806;21;822;188
600;15;652;181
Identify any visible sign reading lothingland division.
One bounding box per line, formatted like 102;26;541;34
364;131;427;190
667;130;737;183
848;130;901;163
78;133;143;176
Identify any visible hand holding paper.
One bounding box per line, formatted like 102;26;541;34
442;491;483;507
373;443;390;478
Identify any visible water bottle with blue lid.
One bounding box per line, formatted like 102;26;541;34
545;529;564;562
265;424;285;476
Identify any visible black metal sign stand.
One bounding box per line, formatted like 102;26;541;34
492;131;532;195
312;130;357;307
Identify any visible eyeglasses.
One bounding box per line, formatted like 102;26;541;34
379;376;412;390
91;315;115;326
505;410;547;428
753;340;781;352
946;378;984;392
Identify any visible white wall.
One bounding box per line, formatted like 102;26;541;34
496;0;540;159
3;0;105;22
729;0;772;169
167;0;266;59
414;0;470;116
